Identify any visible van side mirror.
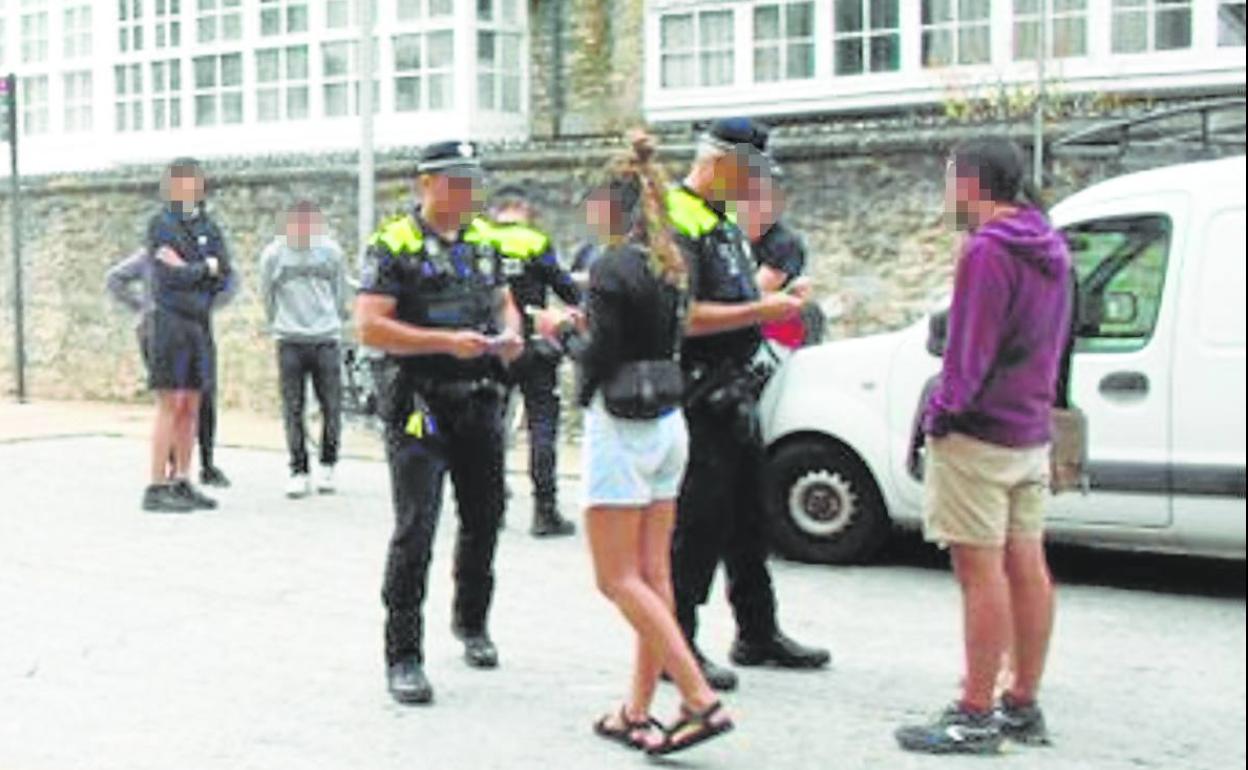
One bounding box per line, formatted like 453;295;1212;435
1102;291;1139;326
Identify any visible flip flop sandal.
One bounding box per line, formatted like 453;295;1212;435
593;707;662;751
647;700;735;757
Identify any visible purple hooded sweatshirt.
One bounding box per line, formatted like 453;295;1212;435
925;207;1073;449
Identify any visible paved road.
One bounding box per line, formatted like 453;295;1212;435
1;436;1243;770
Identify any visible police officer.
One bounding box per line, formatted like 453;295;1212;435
355;141;524;706
668;119;831;692
484;185;582;537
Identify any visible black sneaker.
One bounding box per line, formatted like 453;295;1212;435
387;658;434;705
174;480;218;510
996;694;1051;746
142;484;195;514
200;466;231;488
895;703;1005;755
730;631;831;670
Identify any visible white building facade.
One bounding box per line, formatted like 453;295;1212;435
5;0;531;175
644;0;1246;122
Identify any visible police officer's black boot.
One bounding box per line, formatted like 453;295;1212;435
452;624;499;670
662;608;739;692
387;657;434;705
729;631;831;670
530;499;575;538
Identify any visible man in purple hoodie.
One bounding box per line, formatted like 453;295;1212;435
897;138;1072;756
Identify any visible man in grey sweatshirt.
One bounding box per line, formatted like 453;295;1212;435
259;200;351;497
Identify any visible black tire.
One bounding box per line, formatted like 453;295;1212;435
764;437;891;565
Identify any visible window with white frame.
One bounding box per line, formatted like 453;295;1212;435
63;4;92;59
322;40;380;117
155;0;182;50
63;71;93;132
754;1;815;82
20;0;49;64
394;30;454;111
151;58;182;129
1112;0;1192;53
326;0;376;29
197;0;242;44
21;74;48;135
115;63;144;132
1218;0;1245;46
476;0;518;24
659;9;735;89
1014;0;1088;60
256;45;310;121
120;0;145;53
832;0;901;75
260;0;308;36
478;30;522;111
193;53;243;126
921;0;991;67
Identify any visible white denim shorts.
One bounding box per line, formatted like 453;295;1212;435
582;397;689;508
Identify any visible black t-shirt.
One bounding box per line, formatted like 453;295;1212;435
577;244;683;405
754;219;806;285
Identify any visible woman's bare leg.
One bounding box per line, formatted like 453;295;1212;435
630;499;678;716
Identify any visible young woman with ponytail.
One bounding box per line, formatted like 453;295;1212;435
536;130;735;757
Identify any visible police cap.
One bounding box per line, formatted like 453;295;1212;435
417;140;483;178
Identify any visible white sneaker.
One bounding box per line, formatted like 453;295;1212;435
286;472;311;499
316;464;336;494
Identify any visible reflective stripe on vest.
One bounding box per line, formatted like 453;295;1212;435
666;188;720;240
368;215;424;255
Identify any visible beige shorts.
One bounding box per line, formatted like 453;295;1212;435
923;432;1050;548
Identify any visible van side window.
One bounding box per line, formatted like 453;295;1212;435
1063;215;1172;353
1198;208;1247;348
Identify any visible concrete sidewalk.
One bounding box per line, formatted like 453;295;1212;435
0;398;583;475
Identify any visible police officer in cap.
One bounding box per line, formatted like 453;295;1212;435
356;140;524;705
484;184;582;537
666;118;831;692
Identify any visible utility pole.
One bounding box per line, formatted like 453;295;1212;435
358;0;376;260
1032;0;1049;190
2;73;24;403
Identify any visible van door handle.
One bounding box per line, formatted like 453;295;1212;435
1099;371;1150;398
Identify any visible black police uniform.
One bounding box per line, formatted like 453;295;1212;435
667;184;780;648
487;219;581;526
145;202;231;393
360;199;510;672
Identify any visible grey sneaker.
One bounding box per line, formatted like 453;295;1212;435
996;695;1051;746
896;703;1004;755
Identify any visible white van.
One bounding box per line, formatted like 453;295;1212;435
758;155;1247;564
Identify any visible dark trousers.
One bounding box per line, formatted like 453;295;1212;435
509;349;561;509
672;401;779;646
277;340;342;474
382;385;506;665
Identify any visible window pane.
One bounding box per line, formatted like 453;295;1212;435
223;92;243;123
261;8;280;35
787;41;814;78
960;0;989;20
1014;0;1040;12
700;11;733;47
701;50;733;86
662;14;693;50
922;0;952;25
1221;3;1247;46
195;57;216;88
325;83;348;115
428;73;451;108
755;45;781;81
258;50;280;82
835;38;864;74
1015;19;1039;60
836;0;863;33
429;0;452;16
958;25;990;63
288;86;309;119
869;33;900;71
478;73;495;109
787;2;814;37
324;43;350;76
502;36;520;67
478;31;496;65
395;34;422;71
428;31;453;67
871;0;899;27
661;53;695;88
502;75;520;112
1112;10;1148;52
398;0;420;21
288;5;308;31
287;46;309;79
153;100;167;129
196;94;217;125
923;29;954;65
477;0;492;21
1053;17;1087;57
171;61;182;90
223;13;241;39
1156;7;1191;50
222;54;242;86
171;98;182;127
198;17;215;43
396;76;421;111
258;89;280;121
171;22;181;46
755;6;780;41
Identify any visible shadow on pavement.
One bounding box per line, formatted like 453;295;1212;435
872;532;1246;600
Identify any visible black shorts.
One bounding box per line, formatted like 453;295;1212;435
147;311;213;392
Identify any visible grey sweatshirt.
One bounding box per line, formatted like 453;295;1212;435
259;236;350;342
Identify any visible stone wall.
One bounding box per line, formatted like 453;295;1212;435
0;112;1230;415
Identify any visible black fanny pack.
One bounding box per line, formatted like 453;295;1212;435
601;360;684;420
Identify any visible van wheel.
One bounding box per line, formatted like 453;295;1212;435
764;438;890;565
